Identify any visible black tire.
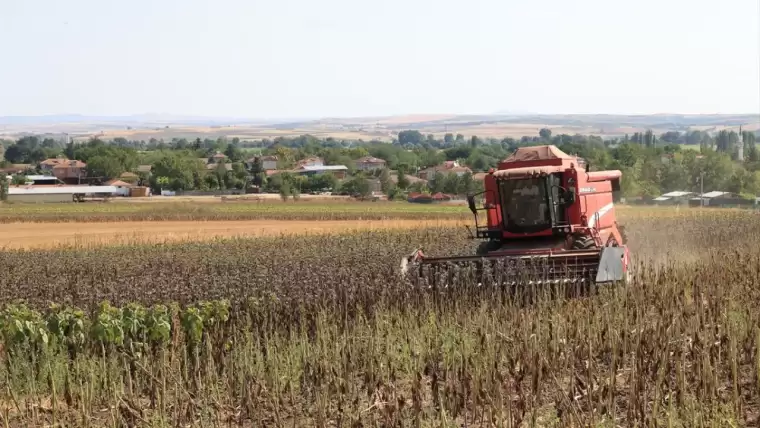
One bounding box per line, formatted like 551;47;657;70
476;240;501;255
571;236;596;250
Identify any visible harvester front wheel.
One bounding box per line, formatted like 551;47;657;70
571;236;595;250
476;240;501;256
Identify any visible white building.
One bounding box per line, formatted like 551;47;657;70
7;185;121;203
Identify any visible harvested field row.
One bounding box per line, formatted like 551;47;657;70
0;219;466;249
0;201;470;223
0;204;745;250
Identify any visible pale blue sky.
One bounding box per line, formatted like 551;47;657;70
1;0;758;118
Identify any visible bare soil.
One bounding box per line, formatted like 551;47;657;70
0;219;466;249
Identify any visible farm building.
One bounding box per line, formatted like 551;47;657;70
104;179;134;196
119;172;139;183
294;165;348;179
25;175;62;185
355;156;386;171
389;171;427;186
407;192;454;203
688;191;755;208
418;161;473;180
7;185;121;203
295;157;324;168
245;156;278;171
652;191;693;205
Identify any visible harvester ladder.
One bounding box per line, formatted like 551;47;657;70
590;211;603;246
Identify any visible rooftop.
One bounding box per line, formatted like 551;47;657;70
700;191;731;198
356;156;386;164
661;191;693;198
26;175;60;181
297;165;348;171
52;160;86;169
8;185;120;195
105;179;133;187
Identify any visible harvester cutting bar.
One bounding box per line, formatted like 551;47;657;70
402;249;606;290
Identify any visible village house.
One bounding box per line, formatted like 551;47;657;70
207;163;233;172
46;159;87;184
245;155;278;171
418;160;472;180
105;179;134;196
354;156;386;171
209;152;227;163
293;165;348;179
295;156;324;168
0;164;32;176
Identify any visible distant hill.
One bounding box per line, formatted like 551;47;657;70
0;113;758;141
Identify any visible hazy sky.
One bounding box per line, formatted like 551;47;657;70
1;0;759;118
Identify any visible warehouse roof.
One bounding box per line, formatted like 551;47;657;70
297;165;348;171
8;186;119;195
661;191;692;198
26;175;59;181
700;191;731;198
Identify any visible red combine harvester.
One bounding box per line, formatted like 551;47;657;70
402;145;631;289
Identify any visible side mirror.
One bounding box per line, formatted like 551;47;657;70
467;195;477;215
564;190;576;205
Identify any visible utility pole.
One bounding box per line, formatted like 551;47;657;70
700;172;705;208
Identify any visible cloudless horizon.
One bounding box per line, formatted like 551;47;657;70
1;0;759;119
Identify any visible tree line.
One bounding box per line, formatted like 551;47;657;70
1;126;759;199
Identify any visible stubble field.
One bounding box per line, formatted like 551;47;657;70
0;202;758;427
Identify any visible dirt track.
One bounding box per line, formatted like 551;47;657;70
0;219;466;249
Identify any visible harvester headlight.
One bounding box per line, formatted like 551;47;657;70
564;227;570;233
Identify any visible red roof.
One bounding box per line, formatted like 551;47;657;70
52;160;86;169
431;192;453;200
105;179;133;187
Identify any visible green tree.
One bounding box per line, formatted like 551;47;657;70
458;171;474;195
442;172;460;194
204;173;220;190
305;173;338;193
156;176;170;191
0;174;7;201
341;176;371;197
539;128;552;140
398;130;424;146
224;142;244;162
396;171;410;190
378;168;392;193
150;151;205;191
430;171;446;193
280;180;292;201
87;155;125;179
